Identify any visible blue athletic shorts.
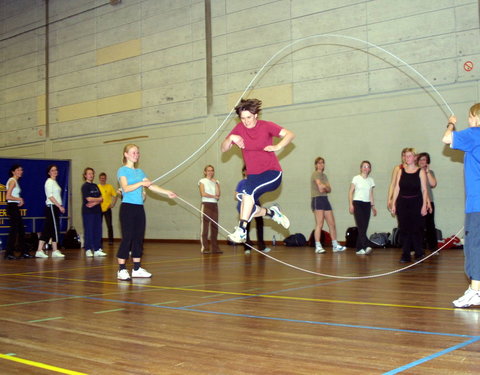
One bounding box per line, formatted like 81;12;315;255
311;196;332;211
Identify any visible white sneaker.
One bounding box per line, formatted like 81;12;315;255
315;247;326;254
51;250;65;258
261;247;271;253
356;249;366;255
117;269;131;281
269;205;290;229
94;249;107;257
131;267;152;278
35;250;48;258
244;250;251;255
85;249;93;257
228;226;247;243
365;247;373;255
332;244;346;252
453;287;480;308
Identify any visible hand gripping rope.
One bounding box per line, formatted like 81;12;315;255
154;34;461;279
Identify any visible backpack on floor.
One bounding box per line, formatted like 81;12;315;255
63;226;81;249
308;230;332;247
345;227;358;248
284;233;307;247
389;228;402;248
369;232;390;248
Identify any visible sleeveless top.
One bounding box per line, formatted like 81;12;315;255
399;168;421;198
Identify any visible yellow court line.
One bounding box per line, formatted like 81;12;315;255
0;353;88;375
8;273;475;312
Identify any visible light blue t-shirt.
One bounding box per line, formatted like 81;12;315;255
452;127;480;213
117;166;146;205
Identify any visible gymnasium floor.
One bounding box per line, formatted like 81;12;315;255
0;243;479;374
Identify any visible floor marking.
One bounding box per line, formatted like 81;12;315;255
28;316;64;323
93;308;125;314
384;336;480;374
0;353;88;375
200;293;225;299
2;273;479;312
152;301;178;305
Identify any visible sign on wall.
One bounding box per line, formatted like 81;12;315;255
0;158;71;249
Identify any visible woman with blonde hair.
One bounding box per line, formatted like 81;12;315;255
116;144;177;280
198;165;221;254
391;148;428;262
311;157;346;254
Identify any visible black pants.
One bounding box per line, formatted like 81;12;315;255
397;196;425;259
102;208;114;243
244;217;266;250
6;203;25;255
353;201;371;250
40;205;60;243
117;203;145;259
424;202;437;250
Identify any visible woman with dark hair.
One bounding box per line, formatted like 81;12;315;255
116;144;177;281
82;167;105;257
348;161;377;255
311;157;346;254
417;152;438;252
5;164;31;259
35;165;66;258
221;98;295;243
198;165;221;254
391;148;428;262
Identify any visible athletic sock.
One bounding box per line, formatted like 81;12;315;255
133;262;141;271
239;220;248;230
119;264;126;271
332;240;339;247
265;208;273;218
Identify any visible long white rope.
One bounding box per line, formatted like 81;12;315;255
156;34;463;279
178;196;463;279
151;33;453;184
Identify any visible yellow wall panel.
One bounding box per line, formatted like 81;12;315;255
98;91;142;115
96;39;141;66
56;91;142;123
227;84;293;112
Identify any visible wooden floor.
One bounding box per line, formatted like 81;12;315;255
0;242;479;375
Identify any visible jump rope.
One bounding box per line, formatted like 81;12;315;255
152;34;462;279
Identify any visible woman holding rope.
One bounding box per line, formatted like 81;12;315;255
221;98;295;243
116;144;177;281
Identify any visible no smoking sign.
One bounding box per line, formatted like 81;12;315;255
464;61;474;71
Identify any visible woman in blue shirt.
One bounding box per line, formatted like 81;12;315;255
116;144;177;281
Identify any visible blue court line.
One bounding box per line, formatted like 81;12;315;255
384;336;480;374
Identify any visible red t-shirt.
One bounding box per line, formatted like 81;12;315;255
228;120;283;175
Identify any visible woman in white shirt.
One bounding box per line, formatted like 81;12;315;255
35;165;66;258
198;165;221;254
5;164;30;259
348;161;377;255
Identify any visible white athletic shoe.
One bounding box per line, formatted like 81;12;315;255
453;287;480;308
228;226;247;243
117;269;131;281
35;250;48;258
132;267;152;278
365;247;373;255
315;247;326;254
94;249;107;257
332;244;346;252
261;247;271;253
269;205;290;229
85;249;94;257
51;250;65;258
356;249;366;255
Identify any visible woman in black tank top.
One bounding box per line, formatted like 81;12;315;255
391;149;428;262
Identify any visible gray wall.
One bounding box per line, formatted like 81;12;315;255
1;0;478;242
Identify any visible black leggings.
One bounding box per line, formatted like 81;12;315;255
6;203;25;254
353;201;371;250
39;205;60;243
117;203;145;259
397;196;425;258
